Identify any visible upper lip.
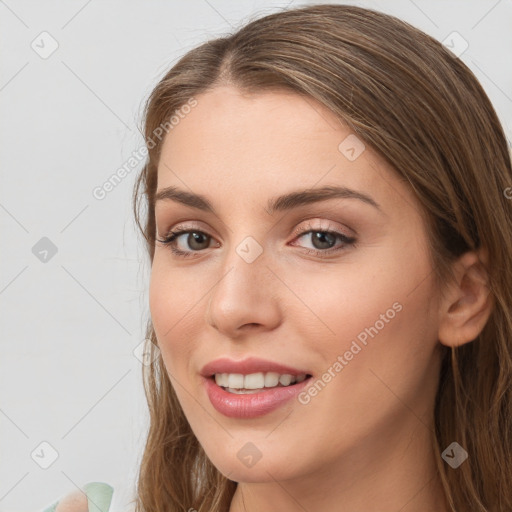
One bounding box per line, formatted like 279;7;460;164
200;357;312;378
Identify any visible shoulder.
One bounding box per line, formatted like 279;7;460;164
41;482;114;512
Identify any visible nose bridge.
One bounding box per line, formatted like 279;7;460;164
216;205;272;277
205;232;282;334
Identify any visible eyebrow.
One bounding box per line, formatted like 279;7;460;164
154;185;381;214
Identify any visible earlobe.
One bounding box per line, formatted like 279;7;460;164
437;249;493;348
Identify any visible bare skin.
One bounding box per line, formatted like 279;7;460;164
54;489;88;512
149;85;492;512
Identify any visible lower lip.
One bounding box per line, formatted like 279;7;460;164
202;375;312;419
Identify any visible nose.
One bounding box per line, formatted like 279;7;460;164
205;244;283;338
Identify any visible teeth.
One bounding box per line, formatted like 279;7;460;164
264;372;279;387
217;373;229;388
279;374;293;386
214;372;308;391
227;373;244;389
245;372;266;389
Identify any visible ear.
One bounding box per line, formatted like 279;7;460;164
437;248;493;348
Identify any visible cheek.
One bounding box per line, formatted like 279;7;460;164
149;256;197;331
148;260;171;339
288;241;437;381
149;259;197;370
284;270;439;454
321;266;438;420
285;253;395;344
148;261;212;427
149;255;223;393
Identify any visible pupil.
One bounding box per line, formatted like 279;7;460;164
313;232;335;250
189;232;208;250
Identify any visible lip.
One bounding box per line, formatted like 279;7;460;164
202;374;313;419
200;356;312;378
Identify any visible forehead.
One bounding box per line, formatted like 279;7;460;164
156;86;416;219
160;86;347;163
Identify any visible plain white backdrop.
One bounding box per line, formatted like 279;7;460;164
1;1;511;511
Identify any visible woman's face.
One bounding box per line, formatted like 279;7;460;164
149;85;444;484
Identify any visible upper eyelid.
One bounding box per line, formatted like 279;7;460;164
160;219;354;238
158;223;354;247
158;219;352;238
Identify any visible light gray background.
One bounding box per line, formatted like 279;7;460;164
1;1;511;511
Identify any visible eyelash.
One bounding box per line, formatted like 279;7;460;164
156;221;357;259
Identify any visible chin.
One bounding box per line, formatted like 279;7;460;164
207;448;300;484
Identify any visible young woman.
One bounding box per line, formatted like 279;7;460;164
44;3;512;512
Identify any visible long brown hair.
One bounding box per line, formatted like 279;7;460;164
132;4;512;511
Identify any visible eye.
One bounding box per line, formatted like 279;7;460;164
156;226;217;258
156;221;357;259
290;221;357;257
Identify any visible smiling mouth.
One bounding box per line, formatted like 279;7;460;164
209;373;313;394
